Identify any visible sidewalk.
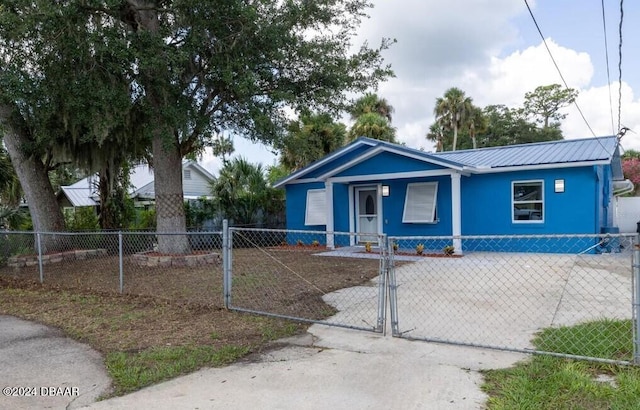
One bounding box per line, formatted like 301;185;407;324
82;325;526;410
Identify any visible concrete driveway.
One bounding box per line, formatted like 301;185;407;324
83;326;525;410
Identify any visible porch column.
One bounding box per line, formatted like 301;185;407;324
325;181;335;249
451;172;462;254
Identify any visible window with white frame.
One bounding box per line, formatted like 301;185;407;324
512;180;544;222
305;189;326;225
403;182;438;223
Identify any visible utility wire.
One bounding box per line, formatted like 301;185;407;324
601;0;616;136
617;0;624;133
524;0;597;138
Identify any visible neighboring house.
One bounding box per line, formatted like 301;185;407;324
274;136;632;253
130;161;215;205
57;161;215;212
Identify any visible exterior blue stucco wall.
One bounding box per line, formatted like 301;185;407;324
381;176;452;237
460;167;598;235
284;160;611;253
304;145;372;179
334;151;448;178
459;166;601;253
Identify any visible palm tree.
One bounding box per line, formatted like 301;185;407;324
349;93;395;122
347;112;397;143
467;105;487;149
211;158;272;226
348;94;396;142
279;111;346;171
434;87;474;151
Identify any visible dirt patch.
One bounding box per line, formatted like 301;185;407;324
0;247;397;347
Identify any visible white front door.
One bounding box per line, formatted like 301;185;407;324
355;187;379;243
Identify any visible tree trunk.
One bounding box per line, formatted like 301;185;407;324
152;136;190;253
452;124;458;151
127;1;190;253
98;165;115;230
0;103;66;252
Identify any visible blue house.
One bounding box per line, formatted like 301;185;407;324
274;136;632;253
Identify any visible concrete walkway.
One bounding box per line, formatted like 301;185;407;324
0;315;111;410
83;326;525;410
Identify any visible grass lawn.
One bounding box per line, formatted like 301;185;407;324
0;247;384;397
482;319;640;409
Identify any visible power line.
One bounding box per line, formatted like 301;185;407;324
617;0;624;133
601;0;615;136
523;0;597;138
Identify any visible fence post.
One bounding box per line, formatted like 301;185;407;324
634;237;640;364
118;232;124;294
376;235;387;333
223;220;231;308
36;232;44;284
387;237;400;337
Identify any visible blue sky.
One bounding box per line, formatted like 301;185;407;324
202;0;640;174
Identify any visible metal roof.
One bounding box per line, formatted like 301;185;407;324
60;187;99;207
432;136;619;168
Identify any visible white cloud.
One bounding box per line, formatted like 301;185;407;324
199;2;640;170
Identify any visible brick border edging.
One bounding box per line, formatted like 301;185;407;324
8;249;108;268
131;251;221;267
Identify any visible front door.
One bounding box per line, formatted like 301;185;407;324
356;187;379;243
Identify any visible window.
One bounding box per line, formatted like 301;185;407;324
183;169;191;180
403;182;438;223
512;181;543;222
305;189;326;225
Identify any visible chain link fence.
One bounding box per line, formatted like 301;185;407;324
388;234;638;364
0;230;223;306
226;228;387;332
3;227;640;364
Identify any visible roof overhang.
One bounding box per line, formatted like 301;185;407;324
464;159;612;174
317;145;466;181
273;138;379;188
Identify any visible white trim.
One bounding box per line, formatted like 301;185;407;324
451;173;462;254
304;189;327;226
512;180;544;224
402;182;439;223
377;183;384;242
467;160;610;174
348;187;355;246
318;146;465;181
273;139;377;188
282;178;322;185
329;169;460;184
354;186;381;243
325;182;334;248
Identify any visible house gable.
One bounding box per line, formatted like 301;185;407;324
275;138;465;186
297;144;375;180
182;162;215;198
331;150;451;179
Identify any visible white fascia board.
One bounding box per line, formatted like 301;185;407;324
279;178;322;185
273;139;377;188
328;169;460;184
468;160;610;174
317;146;465;181
186;162;216;181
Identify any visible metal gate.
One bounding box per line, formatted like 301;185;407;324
388;234;640;365
224;226;387;333
223;226;640;364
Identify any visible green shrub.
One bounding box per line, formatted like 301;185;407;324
64;207;100;231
